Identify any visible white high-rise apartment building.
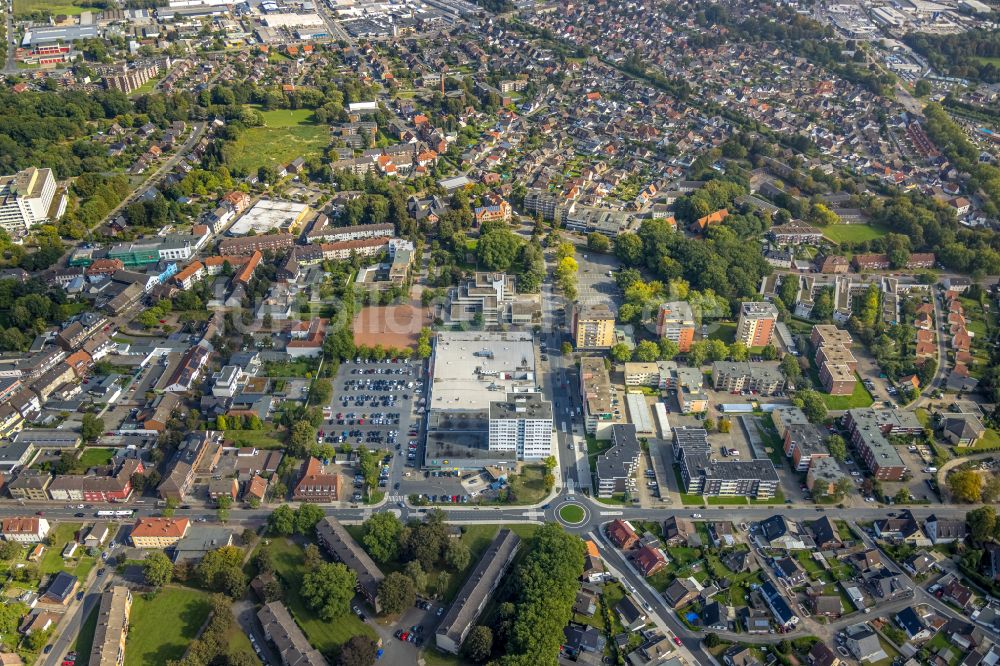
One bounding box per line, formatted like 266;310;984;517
0;167;56;236
488;392;553;460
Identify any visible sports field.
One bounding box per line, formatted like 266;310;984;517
822;224;888;243
224;106;328;174
352;303;431;349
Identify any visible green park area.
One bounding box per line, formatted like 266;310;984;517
224;106;328;174
822;223;889;244
14;0;87;18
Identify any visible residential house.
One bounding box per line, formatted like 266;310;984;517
663;577;700;609
1;517;50;543
129;518;190;549
896;607;930;641
616;596;647;631
607;519;638;549
924;515;967;545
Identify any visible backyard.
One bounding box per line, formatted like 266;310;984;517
224;106;329;174
819;377;874;410
40;522;97;580
125;586;213;666
253;537;375;653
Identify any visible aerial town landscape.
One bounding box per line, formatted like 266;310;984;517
2;0;1000;664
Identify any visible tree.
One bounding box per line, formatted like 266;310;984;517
587;232;610;253
704;633;721;648
983;475;1000;503
308;379;333;406
717;418;731;434
615;233;644;265
0;602;28;641
658;338;679;360
301;562;356;621
477;229;521;271
268;505;295;535
560;341;572;355
304;543;324;571
781;354;802;383
634;340;660;362
295;503;326;535
143;551;173;588
362;513;403;563
405;560;428;593
197;546;247;597
778;275;799;310
255;548;275;575
728;341;749;361
827;434;847;462
378;571;416;615
445;539;471;571
914;79;932;97
288;420;316;457
610;343;632;363
797;389;827;423
216;494;231;523
0;540;22;561
949;470;984;503
503;524;585;664
81;413;105;442
968;506;997;544
464;626;493;662
338;636;379;666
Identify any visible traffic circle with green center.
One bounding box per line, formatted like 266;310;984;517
558;502;587;525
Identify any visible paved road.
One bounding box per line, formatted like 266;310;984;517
3;1;15;75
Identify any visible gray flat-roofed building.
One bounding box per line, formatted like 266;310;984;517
595;424;641;498
711;361;785;396
12;428;81;449
424;410;517;470
315;517;384;613
171;525;234;564
436;528;520;654
625;393;654;435
23;24;99;46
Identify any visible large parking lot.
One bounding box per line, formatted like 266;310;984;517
326;358;427;499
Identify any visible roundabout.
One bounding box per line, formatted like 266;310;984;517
557;501;588;526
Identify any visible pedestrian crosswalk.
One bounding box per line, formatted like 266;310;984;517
386;494;405;503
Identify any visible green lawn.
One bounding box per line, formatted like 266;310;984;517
40;523;96;579
822;224;888;243
126;587;213;666
76;447;116;470
820;375;874;410
965;428;1000;452
70;604;100;666
128;76;161;97
14;0;87;17
222;427;285;450
257;538;375;653
559;504;585;523
225;106;328;174
707;322;737;344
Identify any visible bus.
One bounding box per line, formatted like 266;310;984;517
96;510;135;518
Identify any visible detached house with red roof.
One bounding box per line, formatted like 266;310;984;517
607;519;638;549
633;545;669;577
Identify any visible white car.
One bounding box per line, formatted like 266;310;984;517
850;471;861;477
691;513;702;518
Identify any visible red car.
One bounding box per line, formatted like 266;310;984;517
673;637;682;646
399;632;409;642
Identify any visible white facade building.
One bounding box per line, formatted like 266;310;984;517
0;168;56;236
488;392;552;460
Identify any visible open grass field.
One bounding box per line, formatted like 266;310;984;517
224;106;328;174
352;303;430;349
707;322;737;344
126;587;213;666
822;223;888;243
222;426;285;450
257;537;375;653
820;377;874;410
14;0;88;17
76;447;116;470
